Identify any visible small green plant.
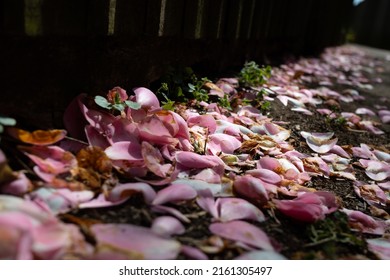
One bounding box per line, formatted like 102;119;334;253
188;77;210;103
95;87;141;114
239;61;272;87
334;116;347;126
260;101;272;112
218;94;232;110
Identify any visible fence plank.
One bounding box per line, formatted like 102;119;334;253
183;0;207;39
2;0;25;35
115;0;147;36
202;0;227;39
145;0;161;36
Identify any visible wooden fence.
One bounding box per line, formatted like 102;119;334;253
0;0;353;128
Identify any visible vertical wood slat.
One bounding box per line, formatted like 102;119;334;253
42;0;109;36
250;0;271;40
2;0;25;35
144;0;161;36
183;0;207;39
202;0;227;39
150;0;185;37
114;0;146;36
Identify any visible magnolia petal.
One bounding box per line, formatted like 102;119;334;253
274;192;329;222
360;160;390;181
29;188;94;214
355;107;376;116
151;205;191;223
367;238;390;260
105;141;143;162
341;209;385;235
175;151;225;174
85;125;111;149
152;184;197;205
246;169;282;184
359;121;385;135
79;193;127;209
233;175;269;205
187;115;217;134
8;128;67;146
180;245;209;260
108;182;156;204
329;145;351;158
235;250;286;260
138;116;177;145
1;172;33;195
300;131;338;154
209;221;274;251
91;223;181;260
196;188;219;219
141;141;170;177
134;87;160;109
207;133;241;155
151;216;185;237
216;197;265;223
32;221;93;259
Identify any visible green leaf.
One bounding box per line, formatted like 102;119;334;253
188;83;196;91
112;103;125;111
125;101;142;110
95;96;112;109
0;117;16;126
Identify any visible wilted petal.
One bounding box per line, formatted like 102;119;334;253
180;245;209;260
246;169;282;184
32;221;92;259
216;197;265;222
359;121;384;135
1;172;32;195
274;192;332;222
134;87;160;109
85;125;111;149
151;216;185;237
152;184;197;205
175;151;225;174
300;131;337;154
151;205;191;223
105;141;143;162
91;223;181;259
108;182;156;204
329;145;351;158
360;159;390;181
187;115;217;134
233;175;269;205
141;141;171;177
209;221;274;251
8;128;66;146
20;146;77;175
367;238;390;260
207;134;241;155
341;208;385;235
138;116;177;145
79;193;127;209
28;188;94;214
352;143;375;159
355;107;376;116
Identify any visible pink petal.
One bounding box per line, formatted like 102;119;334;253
28;188;94;214
85;125;110;149
91;223;181;260
352;143;375;159
138;116;178;145
233;175;269;205
196;188;219;219
355;107;376;116
187;115;217;134
246;169;282;184
141;141;171;177
216;197;265;222
134;87;160;109
32;222;92;259
108;182;156;204
180;245;209;260
341;209;385;235
207;133;241;155
257;156;282;172
360;159;390;181
152;183;197;205
63;94;88;140
105;141;143;162
329;145;350;158
175;151;225;173
79;193;127;209
300;131;338;154
151;205;191;223
151;216;185;237
274;192;329;222
367;238;390;260
209;221;274;251
20;145;77;175
1;172;32;195
359;121;384;135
